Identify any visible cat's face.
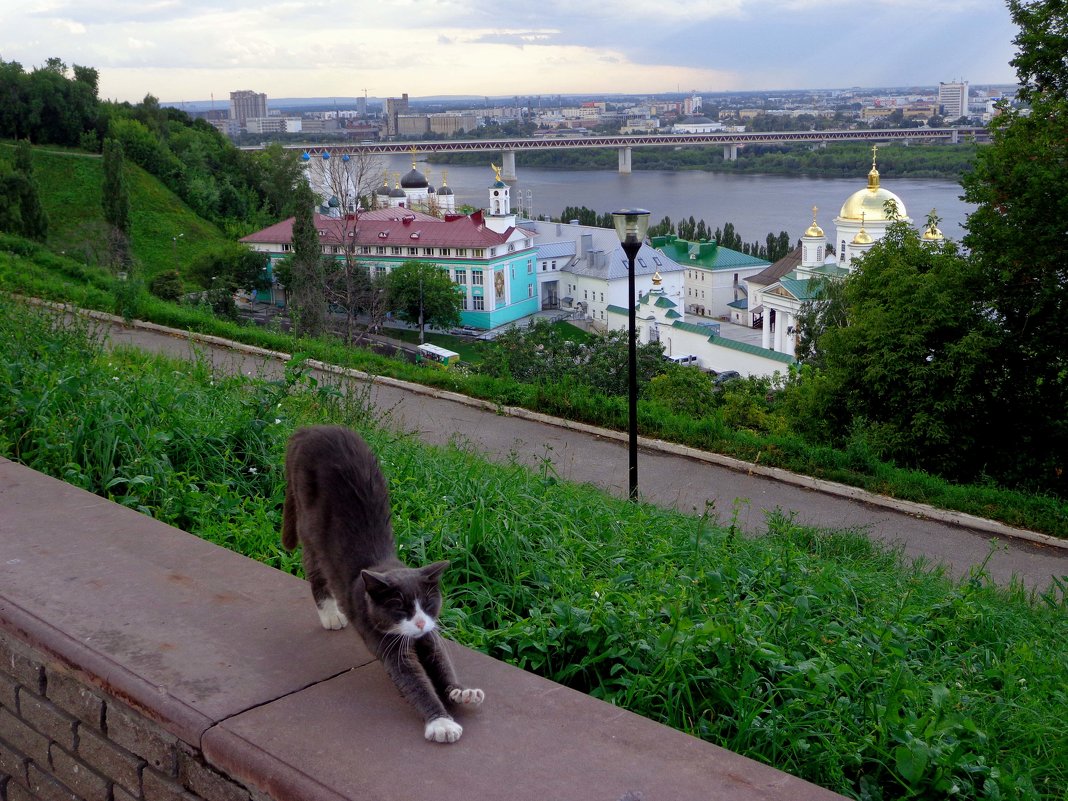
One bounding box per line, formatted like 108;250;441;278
360;561;448;638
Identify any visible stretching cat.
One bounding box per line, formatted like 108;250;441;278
282;425;484;743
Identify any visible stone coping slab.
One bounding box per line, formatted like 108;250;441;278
0;459;371;746
205;643;843;801
0;457;846;800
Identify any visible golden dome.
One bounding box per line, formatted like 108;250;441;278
804;205;824;238
652;270;663;286
839;145;907;222
852;213;874;245
922;208;945;241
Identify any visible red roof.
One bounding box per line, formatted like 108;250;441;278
241;210;520;250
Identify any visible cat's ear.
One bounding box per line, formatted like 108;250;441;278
420;561;450;585
361;569;393;598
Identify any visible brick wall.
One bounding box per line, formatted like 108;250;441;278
1;634;250;801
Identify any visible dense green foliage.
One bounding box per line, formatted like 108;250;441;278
794;223;1001;481
480;318;666;396
431;142;977;180
955;0;1068;496
2;300;1066;800
0;140;49;241
386;260;463;342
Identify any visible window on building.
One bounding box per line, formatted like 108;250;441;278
551;260;557;270
472;270;484;286
408;247;418;255
424;247;434;256
528;283;534;298
584;289;588;300
510;266;515;280
454;269;467;284
440;248;452;257
376;246;385;255
527;259;534;274
458;249;467;257
390;247;402;255
282;244;292;252
472;296;485;311
474;249;485;258
459;294;468;310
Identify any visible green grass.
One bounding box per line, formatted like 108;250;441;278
1;297;1066;800
2;141;230;281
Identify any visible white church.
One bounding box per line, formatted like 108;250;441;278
751;147;944;359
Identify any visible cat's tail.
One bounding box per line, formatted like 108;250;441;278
281;479;298;551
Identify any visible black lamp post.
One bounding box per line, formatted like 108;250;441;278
612;208;651;501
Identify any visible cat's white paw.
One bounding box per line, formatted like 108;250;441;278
316;598;349;630
424;716;463;743
448;688;485;706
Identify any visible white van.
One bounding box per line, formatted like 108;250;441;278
664;354;699;366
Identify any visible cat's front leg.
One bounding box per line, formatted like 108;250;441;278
377;639;463;743
447;687;485;707
415;635;486;708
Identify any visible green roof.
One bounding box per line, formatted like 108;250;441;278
653;295;677;308
653;235;770;271
665;309;682;319
606;304;631;316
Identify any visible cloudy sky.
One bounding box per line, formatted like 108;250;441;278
3;0;1019;104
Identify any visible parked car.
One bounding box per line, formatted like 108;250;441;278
712;370;742;386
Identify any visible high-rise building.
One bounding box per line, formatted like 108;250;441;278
938;81;969;120
385;94;409;135
229;90;268;129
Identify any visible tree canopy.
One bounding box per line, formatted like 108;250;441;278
385;261;463;343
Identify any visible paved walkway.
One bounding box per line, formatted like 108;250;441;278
91;312;1068;592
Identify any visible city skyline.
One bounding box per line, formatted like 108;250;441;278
4;0;1019;105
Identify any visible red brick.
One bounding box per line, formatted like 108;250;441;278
143;768;199;801
0;638;44;696
77;726;143;795
107;704;177;776
45;673;104;731
0;739;28;785
17;691;77;752
49;745;110;801
26;764;79;801
0;708;50;766
178;749;247;801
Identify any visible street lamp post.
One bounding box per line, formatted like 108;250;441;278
612;208;651;501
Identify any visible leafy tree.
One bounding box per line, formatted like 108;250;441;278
190;246;270;294
800;221;998;480
287;182;328;338
252;144;306;217
647;366;716;418
958;0;1068;494
101;137;131;269
149;270;184;302
386;260;462;344
13;140;48;241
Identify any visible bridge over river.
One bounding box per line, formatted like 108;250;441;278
244;127;986;179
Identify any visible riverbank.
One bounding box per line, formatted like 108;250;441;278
426;140;977;181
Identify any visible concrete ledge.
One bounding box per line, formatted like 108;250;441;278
29;298;1059;551
0;459;846;801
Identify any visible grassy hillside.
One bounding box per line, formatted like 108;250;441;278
1;142;229;280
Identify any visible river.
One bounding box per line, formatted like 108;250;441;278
381;155;973;246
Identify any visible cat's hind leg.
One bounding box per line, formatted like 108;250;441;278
302;549;348;630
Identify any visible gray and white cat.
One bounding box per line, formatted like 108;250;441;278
282;425;484;743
